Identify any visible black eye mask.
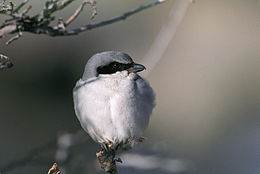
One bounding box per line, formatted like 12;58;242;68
97;62;133;75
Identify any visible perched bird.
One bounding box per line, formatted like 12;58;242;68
73;51;155;149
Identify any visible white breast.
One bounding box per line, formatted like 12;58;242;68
73;71;155;145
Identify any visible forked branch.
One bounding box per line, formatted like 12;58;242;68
0;0;168;44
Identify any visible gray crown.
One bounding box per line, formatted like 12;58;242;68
82;51;134;81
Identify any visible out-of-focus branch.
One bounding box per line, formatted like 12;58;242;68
0;140;56;173
0;130;192;174
59;0;167;36
6;27;23;45
0;53;13;69
13;0;28;13
0;0;168;43
48;163;61;174
141;0;195;77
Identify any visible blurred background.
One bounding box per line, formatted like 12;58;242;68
0;0;260;173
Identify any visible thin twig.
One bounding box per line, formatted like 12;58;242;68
0;0;168;39
6;28;22;45
0;25;17;37
0;0;169;68
20;5;32;16
0;1;13;14
47;163;61;174
0;53;13;69
41;0;75;19
55;17;66;30
57;0;168;36
87;0;97;19
13;0;28;13
65;0;88;26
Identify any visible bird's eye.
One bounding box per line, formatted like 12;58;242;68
112;62;120;69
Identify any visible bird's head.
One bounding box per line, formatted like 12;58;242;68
82;51;146;81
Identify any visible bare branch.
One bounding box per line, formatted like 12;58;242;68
47;163;61;174
55;17;66;30
64;0;88;26
6;29;22;45
0;0;169;69
53;0;168;36
41;0;75;19
141;0;192;77
13;0;28;13
20;5;32;16
0;53;13;69
87;0;97;19
0;25;17;37
0;1;13;14
0;0;168;41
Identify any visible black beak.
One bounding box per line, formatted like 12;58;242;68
127;63;146;73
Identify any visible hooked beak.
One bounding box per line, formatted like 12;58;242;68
127;63;146;73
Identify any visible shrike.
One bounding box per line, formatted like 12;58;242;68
73;51;155;149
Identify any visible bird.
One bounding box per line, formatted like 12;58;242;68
73;51;155;150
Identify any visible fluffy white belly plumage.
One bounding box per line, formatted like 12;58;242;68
73;72;155;145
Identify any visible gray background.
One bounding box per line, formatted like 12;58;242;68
0;0;260;174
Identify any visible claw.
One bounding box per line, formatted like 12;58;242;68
116;158;123;163
107;142;113;148
96;150;105;163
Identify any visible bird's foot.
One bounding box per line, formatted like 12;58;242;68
96;147;119;173
107;142;113;148
106;142;119;151
96;149;105;163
